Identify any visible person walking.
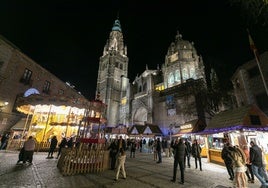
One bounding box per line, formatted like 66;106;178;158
192;139;202;171
229;146;247;188
184;138;192;168
170;138;185;184
130;139;136;158
222;142;235;180
23;136;36;165
47;135;58;158
114;148;127;181
108;140;118;170
56;137;67;159
156;138;162;163
249;141;268;188
242;145;254;183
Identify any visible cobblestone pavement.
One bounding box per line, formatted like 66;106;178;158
0;150;262;188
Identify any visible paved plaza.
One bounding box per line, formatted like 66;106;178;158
0;150;262;188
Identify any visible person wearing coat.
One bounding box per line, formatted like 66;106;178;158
192;139;202;171
47;136;58;158
23;136;36;164
114;148;127;181
108;140;118;170
221;142;235;180
170;138;186;184
56;137;67;159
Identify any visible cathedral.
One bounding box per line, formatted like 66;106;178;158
96;18;208;136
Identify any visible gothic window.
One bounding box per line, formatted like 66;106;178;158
120;63;123;70
182;68;188;80
168;72;174;84
175;70;181;83
143;83;147;91
190;67;196;79
139;85;142;92
101;63;106;70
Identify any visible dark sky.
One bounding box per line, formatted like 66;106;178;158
1;0;267;99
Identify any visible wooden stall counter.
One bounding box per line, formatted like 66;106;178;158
208;149;224;165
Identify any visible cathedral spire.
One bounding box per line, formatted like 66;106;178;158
112;19;122;32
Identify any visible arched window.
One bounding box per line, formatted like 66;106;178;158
139;86;142;92
182;68;188;80
190;67;196;79
168;73;174;84
175;70;181;83
143;83;147;91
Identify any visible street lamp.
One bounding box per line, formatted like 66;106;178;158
0;101;8;112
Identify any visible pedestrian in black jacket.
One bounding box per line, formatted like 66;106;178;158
184;139;192;168
56;137;67;159
221;142;235;180
192;139;202;171
250;141;268;187
171;138;185;184
108;140;118;170
47;136;58;158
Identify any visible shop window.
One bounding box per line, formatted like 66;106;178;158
250;115;261;125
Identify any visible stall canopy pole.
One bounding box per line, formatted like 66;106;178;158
41;105;52;143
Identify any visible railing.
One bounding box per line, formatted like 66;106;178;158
57;143;110;176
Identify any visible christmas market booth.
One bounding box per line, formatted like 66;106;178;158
175;119;207;157
201;104;268;167
16;93;109;175
15;94;88;151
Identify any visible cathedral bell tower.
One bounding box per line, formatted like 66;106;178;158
96;19;129;127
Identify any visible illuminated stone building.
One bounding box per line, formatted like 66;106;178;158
130;31;207;134
97;19;208;135
96;19;129;127
0;35;87;134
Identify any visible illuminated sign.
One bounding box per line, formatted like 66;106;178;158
180;123;193;130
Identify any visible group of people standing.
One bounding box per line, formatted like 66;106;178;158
170;138;202;184
221;141;268;188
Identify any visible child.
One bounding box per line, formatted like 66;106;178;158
114;148;126;181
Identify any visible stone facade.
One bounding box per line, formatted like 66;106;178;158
231;51;268;115
96;19;129;127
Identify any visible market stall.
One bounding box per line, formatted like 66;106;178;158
201;104;268;166
174;119;207;157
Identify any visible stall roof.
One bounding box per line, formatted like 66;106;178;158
128;124;163;136
11;118;31;131
201;104;268;134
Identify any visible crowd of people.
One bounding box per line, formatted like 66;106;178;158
8;133;268;187
221;141;268;188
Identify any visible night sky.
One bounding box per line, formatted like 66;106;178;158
1;0;267;99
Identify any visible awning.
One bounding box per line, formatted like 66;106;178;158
201;104;268;134
11;118;31;131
